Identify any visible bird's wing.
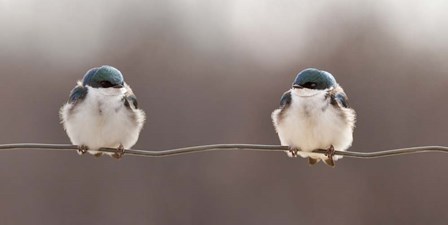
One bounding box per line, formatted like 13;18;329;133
68;84;88;104
123;84;139;110
124;93;139;110
279;90;292;107
329;86;350;108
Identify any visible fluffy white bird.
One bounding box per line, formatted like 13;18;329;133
272;68;355;166
60;65;146;158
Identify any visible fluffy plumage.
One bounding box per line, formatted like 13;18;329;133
60;66;146;157
272;68;355;166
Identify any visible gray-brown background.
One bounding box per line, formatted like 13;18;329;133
1;0;447;224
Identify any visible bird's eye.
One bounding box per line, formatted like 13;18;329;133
304;82;317;89
100;81;113;88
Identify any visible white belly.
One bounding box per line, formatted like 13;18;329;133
272;89;354;160
61;87;143;154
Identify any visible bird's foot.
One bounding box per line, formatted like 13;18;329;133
94;153;103;157
324;145;336;167
77;145;89;155
287;147;299;158
112;144;125;159
324;145;335;157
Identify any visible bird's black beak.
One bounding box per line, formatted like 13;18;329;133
113;84;124;89
292;84;302;89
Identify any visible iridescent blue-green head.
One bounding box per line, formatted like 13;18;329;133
292;68;337;90
82;65;124;88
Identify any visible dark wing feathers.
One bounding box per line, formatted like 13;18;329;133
124;93;139;110
330;87;350;108
68;85;88;104
279;90;292;107
335;92;349;108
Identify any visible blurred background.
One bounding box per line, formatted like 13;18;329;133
1;0;447;224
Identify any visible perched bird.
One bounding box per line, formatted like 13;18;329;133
271;68;356;166
60;65;146;158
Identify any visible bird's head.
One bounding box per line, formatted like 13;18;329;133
292;68;337;90
82;65;125;89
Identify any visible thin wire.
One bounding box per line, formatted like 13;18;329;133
0;143;447;158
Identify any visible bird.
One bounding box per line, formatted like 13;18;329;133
60;65;146;159
271;68;356;167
